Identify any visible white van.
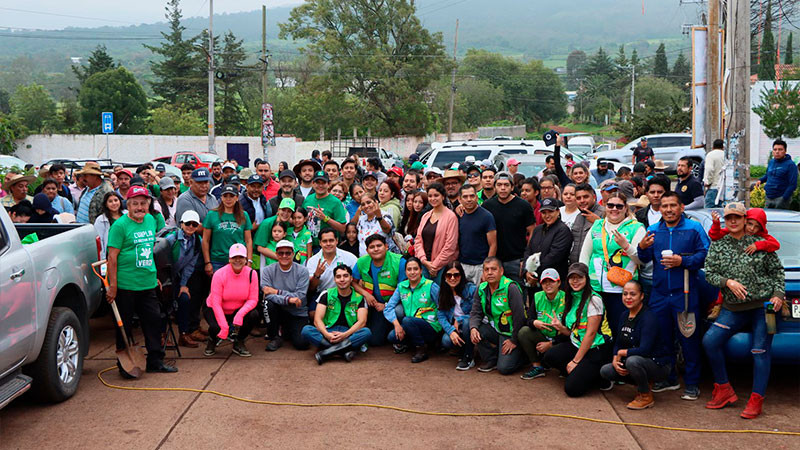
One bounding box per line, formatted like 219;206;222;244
423;139;538;169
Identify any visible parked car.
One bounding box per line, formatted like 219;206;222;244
345;147;402;169
0;155;28;171
152;152;223;169
591;133;703;174
686;209;800;365
425;139;539;169
0;207;104;409
493;153;548;177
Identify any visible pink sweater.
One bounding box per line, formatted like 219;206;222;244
414;207;459;273
206;265;259;332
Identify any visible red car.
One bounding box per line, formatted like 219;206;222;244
153;152;223;169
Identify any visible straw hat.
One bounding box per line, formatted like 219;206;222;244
3;173;36;191
628;195;650;209
76;161;104;176
653;160;668;170
441;169;466;183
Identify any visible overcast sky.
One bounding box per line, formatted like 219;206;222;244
1;1;302;29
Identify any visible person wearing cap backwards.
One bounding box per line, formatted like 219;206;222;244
293;159;321;199
202;184;253;273
702;202;784;419
203;243;260;358
261;240;311;351
523;198;573;287
302;170;347;248
75;162;113;224
156;176;179;227
269;169;304;215
175;168;220;228
518;268;567;380
163;210;206;347
107;186;177;375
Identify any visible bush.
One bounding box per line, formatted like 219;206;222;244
750;183;800;211
749;165;766;179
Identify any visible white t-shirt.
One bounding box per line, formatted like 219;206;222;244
647;207;662;227
299;185;314;198
305;248;358;292
560;207;580;229
453;294;464;317
357;209;396;256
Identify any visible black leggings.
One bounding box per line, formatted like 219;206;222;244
203;306;259;342
543;341;612;397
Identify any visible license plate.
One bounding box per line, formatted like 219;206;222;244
792;299;800;319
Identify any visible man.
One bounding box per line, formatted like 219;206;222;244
210;161;223;186
301;265;371;363
592;160;616;184
633;175;671;300
469;257;526;374
40;179;74;214
240;174;271;233
442;169;465;210
401;171;421;202
638;191;709;401
307;228;359;297
261;240;310;351
1;173;35;208
632;137;655;164
539;156;556;180
221;162;237;179
507;158;520;176
340;158;359;193
210;174;243;200
323;160;341;183
482;172;535;284
155;163;167;179
76;162;113;224
106;186;177;375
293;159;321;199
114;169;133;199
255;160;280;200
303;171;347;247
616;166;632;181
478;166;497;204
675;157;704;210
755;139;797;209
703;139;725;208
352;234;406;346
465;165;482;190
69;172;85;204
568;183;605;265
386;166;403;186
269;170;304;216
175;168;220;228
423;167;443;189
366;157;386;184
457;184;497;285
311;149;323;165
321;150;333;163
522;198;573;284
179;163;195;193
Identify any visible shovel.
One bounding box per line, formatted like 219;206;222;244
677;268;696;338
92;261;147;378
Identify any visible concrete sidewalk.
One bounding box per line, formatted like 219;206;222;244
1;318;798;449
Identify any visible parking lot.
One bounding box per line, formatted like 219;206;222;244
1;317;797;449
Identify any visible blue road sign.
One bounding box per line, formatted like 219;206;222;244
101;112;114;134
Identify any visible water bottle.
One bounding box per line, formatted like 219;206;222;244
764;302;777;335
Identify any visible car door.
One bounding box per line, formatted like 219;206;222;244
657;137;682;170
0;223;36;377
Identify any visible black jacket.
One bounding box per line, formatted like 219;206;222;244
634;205;654;229
268;188;305;217
240;193;271;224
523;219;574;281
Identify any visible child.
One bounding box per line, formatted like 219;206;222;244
291;207;313;264
339;222;360;257
261;221;287;267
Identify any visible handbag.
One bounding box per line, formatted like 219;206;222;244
601;223;633;287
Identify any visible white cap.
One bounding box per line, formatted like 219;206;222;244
180;210;200;224
423;167;443;176
465;155;476;163
275;239;294;250
222;162;237;171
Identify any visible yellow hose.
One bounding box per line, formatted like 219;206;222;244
97;367;799;436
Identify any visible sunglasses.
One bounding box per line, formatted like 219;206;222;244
445;272;461;279
276;251;294;256
467;172;480;178
183;221;199;227
606;203;625;210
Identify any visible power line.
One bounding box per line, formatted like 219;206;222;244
0;7;139;25
0;33;163;41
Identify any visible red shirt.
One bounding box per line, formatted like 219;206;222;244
262;177;280;200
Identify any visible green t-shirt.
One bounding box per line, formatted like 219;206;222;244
303;193;347;245
252;215;292;249
292;226;313;264
151;212;165;232
107;214;158;291
202;210;252;263
179;183;190;194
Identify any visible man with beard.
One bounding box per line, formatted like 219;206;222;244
482;172;534;284
294;159;322;199
675;157;704;210
256;160;280;200
269;170;304;215
568;183;604;265
591;160;616;184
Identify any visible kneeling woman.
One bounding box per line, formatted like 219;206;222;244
543;262;613;397
301;265;372;363
600;280;671;409
436;261;478;370
204;243;260;357
384;257;442;363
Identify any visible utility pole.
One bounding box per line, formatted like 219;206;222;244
261;5;268;162
705;0;721;151
727;0;751;204
629;64;636;118
208;0;215;154
447;19;459;141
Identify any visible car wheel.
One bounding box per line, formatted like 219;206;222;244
25;307;83;403
691;160;702;178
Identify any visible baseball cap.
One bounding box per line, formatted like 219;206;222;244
159;176;176;190
540;198;559;211
617;180;635;198
279;198;296;211
117;169;133;179
723;202;747;217
507;158;520;166
220;184;239;196
567;262;589;278
387;166;404;178
225;174;241;185
246;174;264;185
480;159;493;167
541;268;560;282
494;171;513;182
275;239;294;251
279;169;297;181
130;175;145;187
363;171;380;181
155;163;166;172
601;181;619;192
465;155;476;163
180;210;200;224
312;170;329;182
222;162;237;171
410;161;425;171
423;167;443;177
191;168;212;181
125;186;150;200
228;243;247;259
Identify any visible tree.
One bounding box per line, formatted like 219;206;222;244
280;0;450;136
429;77;504;131
585;47;614;78
0;114;28;155
215;31;249;136
565;50;587;90
0;89;10;114
630;49;640;69
614;45;629;71
671;53;691;89
752;81;800;138
634;76;686;110
759;2;776;81
149;105;206;135
653;43;669;79
144;0;205;110
615;102;690;140
9;83;57;131
78;67;148;134
72;45;117;88
786;32;794;64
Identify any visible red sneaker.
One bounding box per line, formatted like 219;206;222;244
740;393;764;419
705;382;738;409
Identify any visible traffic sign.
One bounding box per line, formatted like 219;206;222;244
101;112;114;134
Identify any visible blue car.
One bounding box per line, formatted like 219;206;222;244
686;209;800;365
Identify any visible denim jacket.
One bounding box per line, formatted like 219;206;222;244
436;282;477;334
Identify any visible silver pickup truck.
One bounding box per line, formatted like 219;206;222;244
0;207;103;409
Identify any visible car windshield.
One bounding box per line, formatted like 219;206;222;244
198;153;221;163
517;164;547;178
431;150;491;168
569;145;594;155
769;222;800;268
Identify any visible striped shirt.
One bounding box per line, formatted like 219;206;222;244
77;185;100;223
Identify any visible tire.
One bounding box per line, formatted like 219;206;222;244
25;307;83;403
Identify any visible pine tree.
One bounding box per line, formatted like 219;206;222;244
630;49;640;69
653;43;669;78
759;1;776;80
586;47;614;78
216;31;249;136
671;53;691;88
786;32;794;65
72;45;116;86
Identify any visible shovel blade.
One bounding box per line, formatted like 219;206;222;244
677;312;696;338
116;347;147;378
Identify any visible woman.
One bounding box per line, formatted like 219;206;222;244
203;243;260;358
600;280;671;409
559;183;580;229
702;203;785;419
539;175;560;201
164;210;205;347
415;183;459;284
40;178;74;214
518;269;567;380
543;263;614;397
378;179;403;230
330;181;348;203
352;194;396;256
29;193;58;224
202;184;253;274
94;191;125;259
384;257;442;363
436;261;477;370
523;198;573;284
400;191;428;238
278;161;289;174
346;183;365;220
519;177;542;225
579;192;645;338
157;177;179;227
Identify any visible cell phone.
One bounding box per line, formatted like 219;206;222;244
579;208;590;215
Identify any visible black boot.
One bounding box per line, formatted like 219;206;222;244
411;344;429;363
314;339;353;365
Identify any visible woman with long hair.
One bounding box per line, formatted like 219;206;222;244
559;183;580;229
414;183;459;284
157;177;179;227
436;261;478;370
202;185;253;274
378;179;403;230
352;194;396;255
94;191;125;259
345;183;365;220
400;191;428;238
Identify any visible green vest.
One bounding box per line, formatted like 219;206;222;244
396;279;442;332
478;276;521;336
322;287;363;328
356;252;403;301
533;290;566;339
587;218;643;293
565;292;612;349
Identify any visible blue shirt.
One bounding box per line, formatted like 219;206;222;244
457;206;496;265
77;185;100;224
51;195;74;214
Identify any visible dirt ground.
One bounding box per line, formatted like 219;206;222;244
1;318;798;449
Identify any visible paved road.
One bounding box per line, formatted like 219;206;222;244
1;318;798;449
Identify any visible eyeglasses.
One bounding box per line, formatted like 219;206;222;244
606;203;625;210
276;251;294;257
445;272;461;279
184;222;199;227
541;186;555;191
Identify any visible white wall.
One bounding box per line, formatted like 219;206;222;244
749;81;800;166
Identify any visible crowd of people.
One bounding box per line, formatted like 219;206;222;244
1;138;794;421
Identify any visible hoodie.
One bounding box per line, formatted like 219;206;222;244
29;193;58;223
708;208;780;253
760;153;798;200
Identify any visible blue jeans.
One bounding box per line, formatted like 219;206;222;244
441;316;474;360
703;307;773;395
704;189;721;208
650;291;703;386
476;322;525;375
422;266;443;286
301;325;372;349
387;317;441;347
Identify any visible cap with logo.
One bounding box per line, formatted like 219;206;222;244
155;163;166;172
180;210;200;224
247;174;264;185
541;268;561;282
362;171;379;181
191;168;212;181
225;174;241;185
387;166;404;178
220;184;239;196
543;129;558;146
279;198;296;211
228;243;248;259
540;198;560;211
312;170;329;182
125;186;150;200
